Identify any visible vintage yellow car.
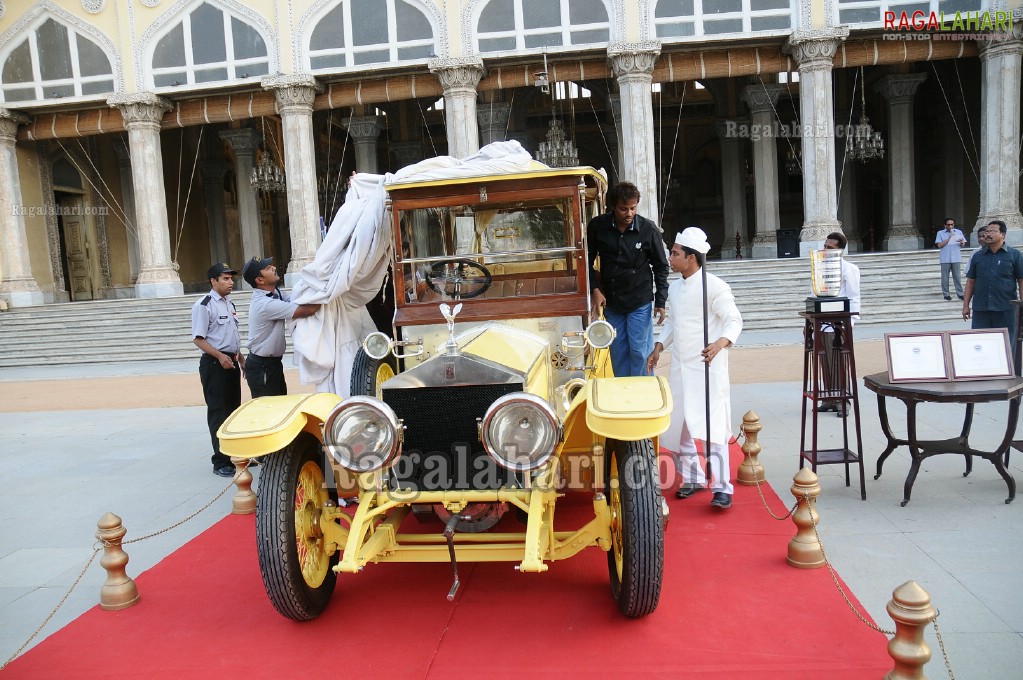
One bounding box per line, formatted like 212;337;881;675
219;164;672;620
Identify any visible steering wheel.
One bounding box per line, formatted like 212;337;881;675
424;259;492;299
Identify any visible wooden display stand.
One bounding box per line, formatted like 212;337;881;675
799;310;867;500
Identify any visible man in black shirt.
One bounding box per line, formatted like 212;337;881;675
587;182;670;376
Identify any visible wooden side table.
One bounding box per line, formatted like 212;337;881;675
798;311;866;500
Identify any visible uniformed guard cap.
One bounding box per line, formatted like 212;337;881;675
207;262;238;279
243;256;274;287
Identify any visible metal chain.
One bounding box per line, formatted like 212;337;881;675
932;610;956;679
805;492;895;636
735;429;799;521
1;476;239;670
0;549;99;671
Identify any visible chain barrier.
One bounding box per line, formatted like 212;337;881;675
734;430;799;521
932;609;956;680
0;475;240;671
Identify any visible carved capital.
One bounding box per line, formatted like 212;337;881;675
108;93;173;130
390;141;423;167
607;42;660;81
978;26;1023;60
875;73;927;103
742;83;785;114
219;127;262;154
477;101;510;129
0;108;30;144
344;115;385;140
429;57;485;93
262;73;323;115
199;158;231;183
785;28;849;72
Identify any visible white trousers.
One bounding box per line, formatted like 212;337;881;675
668;419;733;494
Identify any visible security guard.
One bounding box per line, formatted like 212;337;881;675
242;256;320;397
191;262;243;477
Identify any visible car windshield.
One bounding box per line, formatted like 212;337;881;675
399;197;580;303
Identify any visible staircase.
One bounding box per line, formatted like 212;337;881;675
0;249;978;368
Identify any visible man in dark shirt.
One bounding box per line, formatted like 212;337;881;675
963;219;1023;350
587;182;670;377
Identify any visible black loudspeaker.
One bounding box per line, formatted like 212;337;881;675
776;228;799;258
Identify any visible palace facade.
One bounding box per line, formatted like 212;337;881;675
0;0;1020;306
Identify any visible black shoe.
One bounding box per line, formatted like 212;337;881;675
957;295;964;300
213;464;236;478
944;295;952;301
675;483;705;499
710;492;732;509
818;403;835;413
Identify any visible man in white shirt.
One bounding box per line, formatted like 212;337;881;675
935;218;967;300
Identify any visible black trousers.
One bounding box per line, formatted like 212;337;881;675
245;354;288;398
199;353;241;468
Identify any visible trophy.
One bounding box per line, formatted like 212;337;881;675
807;248;850;312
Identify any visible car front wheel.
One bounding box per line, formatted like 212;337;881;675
256;432;339;620
605;438;664;618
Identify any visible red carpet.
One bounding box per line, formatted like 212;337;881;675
3;445;890;679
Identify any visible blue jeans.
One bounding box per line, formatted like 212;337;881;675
972;310;1018;356
604;303;654;377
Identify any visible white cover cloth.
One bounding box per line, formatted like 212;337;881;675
290;141;540;396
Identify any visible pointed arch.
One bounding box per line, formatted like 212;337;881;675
139;0;278;91
0;0;122;104
298;0;442;73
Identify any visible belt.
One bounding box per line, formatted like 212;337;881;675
248;353;283;361
202;350;239;359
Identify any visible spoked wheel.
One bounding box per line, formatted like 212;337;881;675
256;432;339;620
424;259;492;299
605;438;664;618
350;347;397;398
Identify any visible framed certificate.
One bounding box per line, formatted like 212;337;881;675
948;330;1013;380
885;333;950;383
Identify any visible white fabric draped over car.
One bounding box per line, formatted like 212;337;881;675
290;141;540;396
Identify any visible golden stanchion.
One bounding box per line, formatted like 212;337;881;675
736;410;764;486
95;513;140;610
885;581;937;680
786;468;824;569
231;457;256;515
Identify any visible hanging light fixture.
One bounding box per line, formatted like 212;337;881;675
846;66;885;163
250;118;287;192
536;109;579;168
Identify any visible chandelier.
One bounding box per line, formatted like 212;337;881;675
251;150;286;192
846;66;885;163
536;110;579;168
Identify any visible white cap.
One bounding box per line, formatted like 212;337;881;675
674;226;710;254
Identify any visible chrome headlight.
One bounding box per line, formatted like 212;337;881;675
363;331;393;360
323;396;401;472
584;319;616;349
480;393;562;472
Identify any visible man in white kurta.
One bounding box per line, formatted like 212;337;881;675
647;227;743;509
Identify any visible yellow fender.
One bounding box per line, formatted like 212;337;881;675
582;376;672;440
216;393;341;459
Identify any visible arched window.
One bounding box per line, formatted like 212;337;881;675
1;17;114;103
150;1;269;88
654;0;793;38
476;0;609;54
308;0;435;70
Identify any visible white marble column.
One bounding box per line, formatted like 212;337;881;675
742;84;784;259
113;140;141;282
786;29;848;255
975;32;1023;244
429;57;485;159
877;73;927;251
219;128;264;269
199;158;230;265
263;74;323;285
608;43;661;228
477;101;510;146
108;93;183;298
716;119;749;259
0;109;44;307
344;115;385;173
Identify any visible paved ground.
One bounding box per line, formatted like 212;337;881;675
1;321;1021;677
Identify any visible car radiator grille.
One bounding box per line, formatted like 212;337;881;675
383;383;522;491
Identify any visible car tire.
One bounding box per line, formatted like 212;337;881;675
256;432;339;621
605;438;664;618
350;347;397;398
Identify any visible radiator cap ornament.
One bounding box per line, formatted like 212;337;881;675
439;303;463;356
